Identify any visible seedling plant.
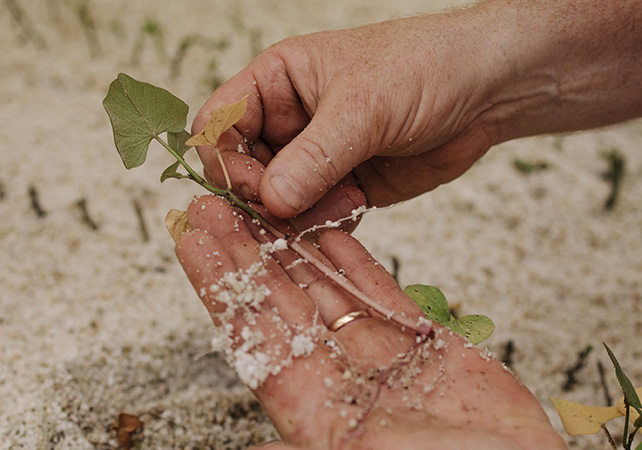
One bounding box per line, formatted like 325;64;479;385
552;344;642;449
103;72;494;344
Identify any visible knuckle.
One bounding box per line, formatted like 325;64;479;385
296;134;342;188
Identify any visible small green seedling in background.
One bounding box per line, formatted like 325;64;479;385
601;149;625;211
513;158;549;174
131;19;167;66
552;344;642;450
403;284;494;344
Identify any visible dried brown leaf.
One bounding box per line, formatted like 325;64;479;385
115;413;144;449
165;209;190;242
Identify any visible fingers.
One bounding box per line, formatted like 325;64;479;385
259;103;375;218
180;195;317;327
198;128;367;235
241;205;366;327
199;146;266;202
176;229;247;328
191;48;313;156
317;230;425;322
191;69;264;143
287;181;366;236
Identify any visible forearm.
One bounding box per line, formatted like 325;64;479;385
473;0;642;142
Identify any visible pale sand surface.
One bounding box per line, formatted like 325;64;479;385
1;1;642;448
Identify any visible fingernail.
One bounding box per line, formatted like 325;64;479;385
269;174;305;211
337;195;358;219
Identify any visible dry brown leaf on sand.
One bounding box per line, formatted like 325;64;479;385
114;413;144;449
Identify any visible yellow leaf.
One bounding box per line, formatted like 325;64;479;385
615;387;642;424
165;209;190;242
203;95;249;145
183;96;248;190
184;133;210;147
186;96;249;148
551;397;622;436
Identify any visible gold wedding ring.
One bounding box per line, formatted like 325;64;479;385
327;310;371;332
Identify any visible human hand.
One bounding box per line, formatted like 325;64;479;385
192;0;642;229
191;10;499;227
175;196;566;450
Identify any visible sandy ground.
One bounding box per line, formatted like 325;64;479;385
1;1;642;448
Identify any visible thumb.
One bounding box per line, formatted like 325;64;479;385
259;107;371;219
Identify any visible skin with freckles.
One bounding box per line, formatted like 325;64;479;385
175;196;567;450
180;1;642;446
192;0;642;226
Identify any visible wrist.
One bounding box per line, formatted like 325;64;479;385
474;0;642;142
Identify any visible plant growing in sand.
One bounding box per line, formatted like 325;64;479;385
102;72;494;362
552;344;642;449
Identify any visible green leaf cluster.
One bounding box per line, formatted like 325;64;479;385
102;73;282;234
403;284;494;344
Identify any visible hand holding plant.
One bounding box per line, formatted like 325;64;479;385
175;196;565;450
103;73;494;339
103;73;523;447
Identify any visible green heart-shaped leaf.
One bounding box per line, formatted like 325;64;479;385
405;284;494;344
103;73;189;169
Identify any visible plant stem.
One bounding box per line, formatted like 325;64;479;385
624;405;631;450
155;135;276;230
156;136;207;185
601;425;617;450
288;238;432;336
627;423;642;449
156;134;432;336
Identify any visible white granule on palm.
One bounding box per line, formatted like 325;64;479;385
260;238;288;256
206;262;324;390
210;325;234;352
232;350;272;390
209;262;271;323
272;238;288;251
290;333;316;358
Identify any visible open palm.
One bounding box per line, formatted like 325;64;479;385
175;196;566;450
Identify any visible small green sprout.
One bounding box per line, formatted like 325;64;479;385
601;149;625;211
513;158;549;174
403;284;494;344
